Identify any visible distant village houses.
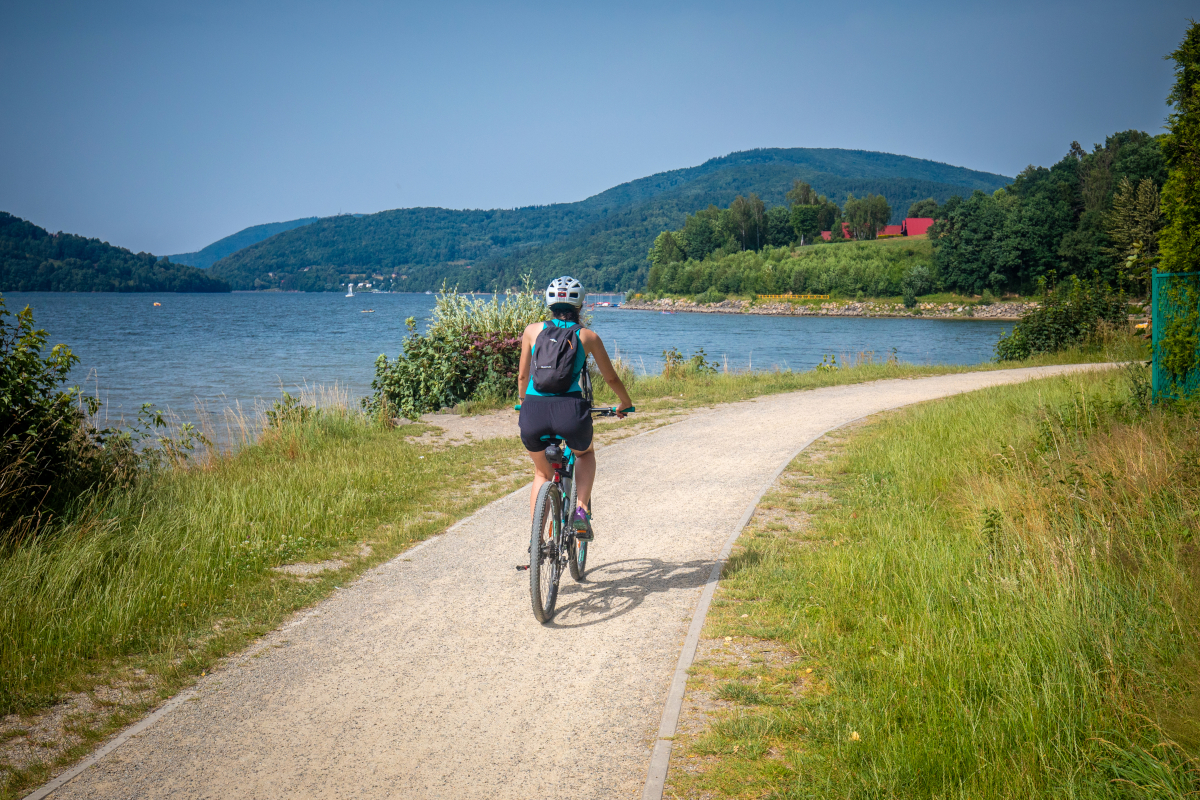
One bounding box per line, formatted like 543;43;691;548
820;217;934;241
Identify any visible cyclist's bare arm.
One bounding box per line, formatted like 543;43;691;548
579;329;634;417
515;322;541;404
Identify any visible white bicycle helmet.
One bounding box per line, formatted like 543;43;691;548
545;275;584;309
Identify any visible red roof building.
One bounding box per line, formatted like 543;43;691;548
879;224;903;237
902;217;934;236
819;222;856;241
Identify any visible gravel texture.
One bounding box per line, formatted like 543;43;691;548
43;364;1110;800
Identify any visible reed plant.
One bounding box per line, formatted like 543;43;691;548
672;367;1200;798
426;279;550;338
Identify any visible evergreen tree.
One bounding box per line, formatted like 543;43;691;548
1106;177;1162;292
1160;20;1200;273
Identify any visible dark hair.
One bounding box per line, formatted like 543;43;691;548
550;304;580;323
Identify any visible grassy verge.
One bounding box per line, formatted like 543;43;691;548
0;409;529;797
668;366;1200;798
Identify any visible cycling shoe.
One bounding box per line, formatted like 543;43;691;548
572;507;593;541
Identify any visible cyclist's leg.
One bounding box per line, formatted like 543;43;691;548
519;397;558;518
527;449;554;518
573;446;596;511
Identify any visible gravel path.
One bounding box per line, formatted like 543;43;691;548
43;365;1110;800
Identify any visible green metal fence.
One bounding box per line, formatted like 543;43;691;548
1151;269;1200;401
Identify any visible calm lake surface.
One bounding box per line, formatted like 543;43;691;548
5;292;1012;421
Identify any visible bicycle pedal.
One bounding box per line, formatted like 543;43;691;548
516;564;529;571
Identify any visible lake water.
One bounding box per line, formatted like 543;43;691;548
4;292;1011;421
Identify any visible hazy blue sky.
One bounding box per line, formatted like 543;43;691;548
0;0;1190;254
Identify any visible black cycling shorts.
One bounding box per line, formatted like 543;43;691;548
519;393;593;453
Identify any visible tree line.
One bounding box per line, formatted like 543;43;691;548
0;213;229;293
648;181;908;274
646;129;1169;300
928;130;1167;295
646;239;936;300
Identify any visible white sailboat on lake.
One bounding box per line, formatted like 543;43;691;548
346;284;354;297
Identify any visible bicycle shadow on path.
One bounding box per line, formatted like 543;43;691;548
545;557;714;629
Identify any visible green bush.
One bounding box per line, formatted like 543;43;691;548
662;347;718;379
694;286;725;304
0;298;143;535
995;277;1126;361
365;283;548;419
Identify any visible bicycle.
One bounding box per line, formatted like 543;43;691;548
517;405;634;623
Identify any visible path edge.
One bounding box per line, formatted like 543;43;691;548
638;419;858;800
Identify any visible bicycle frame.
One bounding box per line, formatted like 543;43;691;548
520;402;634;622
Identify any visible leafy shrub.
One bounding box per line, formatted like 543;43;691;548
265;392;313;428
995;277;1127;361
0;299;147;535
366;283;548;419
662;347;718;379
695;286;725;304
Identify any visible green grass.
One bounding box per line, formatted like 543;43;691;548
668;366;1200;798
0;409;529;796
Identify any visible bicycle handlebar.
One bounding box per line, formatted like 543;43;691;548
589;406;635;416
514;403;635;416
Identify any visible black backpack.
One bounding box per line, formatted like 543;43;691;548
532;323;582;394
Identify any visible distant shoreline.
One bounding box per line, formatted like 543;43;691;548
618;298;1032;322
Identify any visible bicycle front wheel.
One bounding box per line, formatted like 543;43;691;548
529;481;562;623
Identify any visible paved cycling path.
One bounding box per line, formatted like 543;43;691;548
43;365;1109;800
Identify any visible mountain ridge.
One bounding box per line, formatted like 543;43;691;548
200;147;1011;292
168;216;322;268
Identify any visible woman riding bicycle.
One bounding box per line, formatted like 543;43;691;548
517;276;634;540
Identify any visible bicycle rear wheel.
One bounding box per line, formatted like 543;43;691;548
529;481;562;623
567;535;588;581
566;479;588;581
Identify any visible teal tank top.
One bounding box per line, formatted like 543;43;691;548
526;319;586;397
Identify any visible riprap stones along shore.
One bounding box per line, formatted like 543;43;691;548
620;297;1037;320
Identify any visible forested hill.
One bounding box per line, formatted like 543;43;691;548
168;216;320;268
210;148;1011;292
0;213;230;292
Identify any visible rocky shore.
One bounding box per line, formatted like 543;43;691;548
620;296;1037;320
